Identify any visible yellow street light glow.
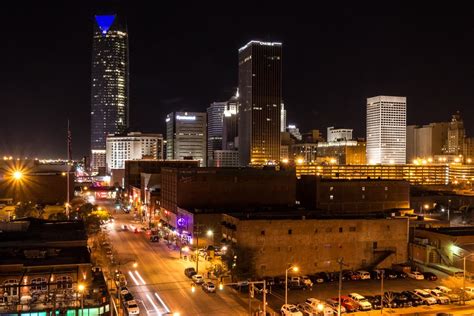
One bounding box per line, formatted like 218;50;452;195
424;204;429;210
78;284;85;292
133;262;138;268
61;172;66;176
173;313;181;316
292;266;299;272
317;303;324;311
97;206;102;211
13;170;23;180
207;230;213;237
83;186;88;190
296;158;304;165
281;158;289;164
219;283;224;290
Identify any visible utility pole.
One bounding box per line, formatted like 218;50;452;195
194;222;205;274
337;258;346;316
66;119;72;218
380;270;384;314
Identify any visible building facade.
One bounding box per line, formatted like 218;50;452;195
406;123;449;162
446;112;465;155
90;14;129;172
238;41;282;166
280;102;287;132
207;102;227;166
367;96;407;164
106;132;163;172
223;94;239;150
296;163;450;185
212;150;240;167
327;127;353;142
166;112;207;166
220;214;408;277
316;140;366;165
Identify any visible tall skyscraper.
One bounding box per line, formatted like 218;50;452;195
90;14;129;172
207;102;226;166
166;112;207;166
367;96;407;164
223;92;239;150
238;40;282;166
446;112;465;154
280;102;287;132
406;122;449;162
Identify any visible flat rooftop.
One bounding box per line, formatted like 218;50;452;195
419;226;474;236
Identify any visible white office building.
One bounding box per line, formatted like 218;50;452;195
281;102;287;132
166;112;207;166
327;126;353;142
367;96;407;164
106;132;163;172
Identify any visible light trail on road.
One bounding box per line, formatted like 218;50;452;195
128;270;140;286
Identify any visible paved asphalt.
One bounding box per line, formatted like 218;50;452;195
101;206;249;316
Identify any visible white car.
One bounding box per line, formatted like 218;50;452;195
463;287;474;299
126;300;140;315
413;289;437;305
192;274;204;284
435;286;460;302
281;304;303;316
348;293;372;310
356;270;371;280
407;271;425;280
427;289;450;304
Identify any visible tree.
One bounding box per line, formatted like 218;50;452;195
383;291;396;309
441;276;470;303
222;246;256;281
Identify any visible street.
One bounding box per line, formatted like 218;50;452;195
100;204;249;316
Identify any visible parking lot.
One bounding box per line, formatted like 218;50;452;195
261;270;472;314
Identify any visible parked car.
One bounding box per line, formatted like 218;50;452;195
436;286;460;303
281;304;303;316
396;271;408;279
303;299;333;316
150;235;160;242
264;276;275;286
338;296;358;312
342;270;360;281
401;291;423;306
301;276;313;288
184;267;197;278
392;292;412;308
297;303;317;316
413;289;437;305
463;287;474;299
427;289;450;304
348;293;372;310
399;291;421;306
356;270;371;280
122;224;128;231
423;272;438;281
289;276;305;289
370;270;383;280
122;292;134;302
384;269;398;279
202;282;216;293
310;272;325;284
325;298;346;313
364;295;382;309
120;287;129;296
126;300;140;315
407;271;424;280
192;274;204;284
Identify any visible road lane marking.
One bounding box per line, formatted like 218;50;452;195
128;270;140;285
154;292;171;313
135;270;147;285
146;293;162;314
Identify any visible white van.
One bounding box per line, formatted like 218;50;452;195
356;270;371;280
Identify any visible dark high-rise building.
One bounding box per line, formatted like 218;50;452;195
207;102;226;166
238;40;282;166
90;14;129;172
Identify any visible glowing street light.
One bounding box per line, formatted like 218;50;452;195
285;265;298;305
206;230;213;237
13;170;23;180
133;262;138;268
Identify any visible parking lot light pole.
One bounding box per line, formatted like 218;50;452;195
463;253;474;304
380;270;384;314
285;265;298;306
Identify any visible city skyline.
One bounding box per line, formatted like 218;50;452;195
1;3;474;158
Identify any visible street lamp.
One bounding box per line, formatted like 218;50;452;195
285;265;298;305
463;253;474;304
206;230;213;237
133;262;138;268
78;283;85;315
13;170;23;180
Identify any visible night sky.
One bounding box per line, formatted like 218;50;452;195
1;2;474;159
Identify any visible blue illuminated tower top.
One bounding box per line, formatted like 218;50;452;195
95;15;116;35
